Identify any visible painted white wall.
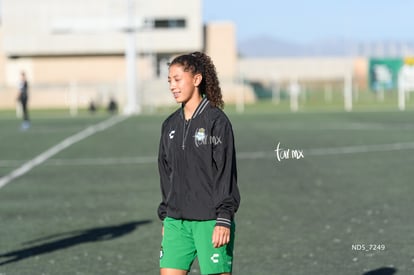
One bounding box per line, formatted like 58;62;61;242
239;57;355;82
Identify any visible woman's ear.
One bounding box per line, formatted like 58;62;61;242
193;73;202;87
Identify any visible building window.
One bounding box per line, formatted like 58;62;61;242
153;19;186;29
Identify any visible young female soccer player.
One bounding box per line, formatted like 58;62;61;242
157;52;240;275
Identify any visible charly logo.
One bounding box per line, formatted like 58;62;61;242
194;128;222;147
210;253;219;263
169;130;175;139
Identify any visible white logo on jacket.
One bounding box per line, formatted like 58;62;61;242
169;130;175;139
194;128;222;147
195;128;206;141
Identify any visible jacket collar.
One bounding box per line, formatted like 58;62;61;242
181;97;209;120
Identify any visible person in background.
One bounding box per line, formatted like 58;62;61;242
88;100;97;114
107;97;118;114
17;71;30;130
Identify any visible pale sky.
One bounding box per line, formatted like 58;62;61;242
1;0;413;44
203;0;414;43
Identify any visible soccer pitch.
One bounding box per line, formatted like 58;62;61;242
1;109;413;275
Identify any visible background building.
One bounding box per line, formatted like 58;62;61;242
0;0;255;111
3;0;410;112
0;0;204;110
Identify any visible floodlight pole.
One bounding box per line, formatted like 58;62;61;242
124;0;140;115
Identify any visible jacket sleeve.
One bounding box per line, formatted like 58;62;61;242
157;122;170;221
212;116;240;228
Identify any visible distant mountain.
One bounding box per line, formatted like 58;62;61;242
238;36;414;57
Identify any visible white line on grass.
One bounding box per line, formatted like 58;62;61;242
239;141;414;159
48;156;156;166
0;115;128;189
307;142;414;156
2;141;414;168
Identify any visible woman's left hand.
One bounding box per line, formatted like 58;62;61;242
212;226;230;248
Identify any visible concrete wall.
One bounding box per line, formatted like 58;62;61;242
205;21;237;81
238;57;368;90
239;57;355;82
205;21;256;104
0;56;159;109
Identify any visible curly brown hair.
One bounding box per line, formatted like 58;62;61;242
169;52;224;109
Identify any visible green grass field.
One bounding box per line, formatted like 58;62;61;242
1;106;414;275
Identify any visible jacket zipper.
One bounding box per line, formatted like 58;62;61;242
181;97;207;150
182;119;192;150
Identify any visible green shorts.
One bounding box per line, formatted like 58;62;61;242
160;217;235;274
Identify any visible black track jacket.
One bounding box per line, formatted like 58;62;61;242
157;97;240;228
